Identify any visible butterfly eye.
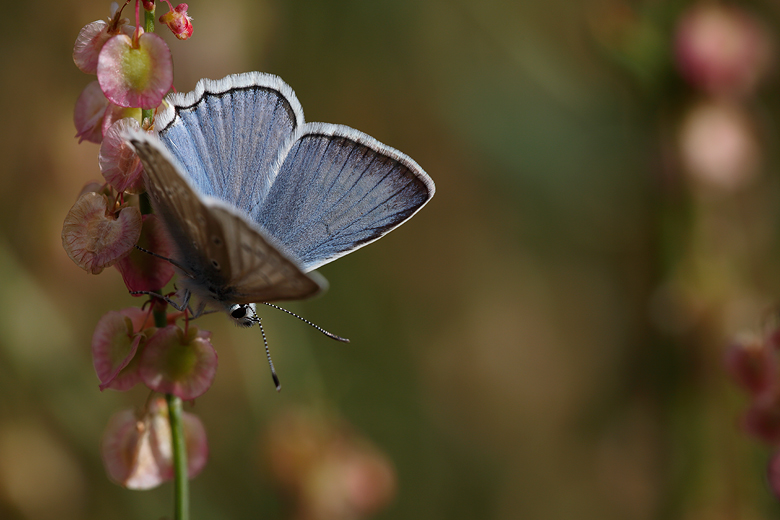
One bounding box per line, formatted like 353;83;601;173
230;305;247;319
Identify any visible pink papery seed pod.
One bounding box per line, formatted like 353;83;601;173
139;325;218;400
74;81;110;144
102;103;143;138
73;4;136;75
101;397;208;489
97;32;173;109
100;117;145;194
92;307;153;391
115;213;176;293
61;192;142;275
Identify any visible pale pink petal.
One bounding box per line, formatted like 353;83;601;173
140;326;217;400
97;33;173;109
61;193;142;274
99;118;145;193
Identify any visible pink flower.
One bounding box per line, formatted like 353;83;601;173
159;3;193;41
61;192;142;275
97;32;173;109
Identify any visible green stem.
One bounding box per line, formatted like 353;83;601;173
141;4;156;126
167;393;190;520
139;6;188;519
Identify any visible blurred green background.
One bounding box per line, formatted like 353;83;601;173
2;0;780;518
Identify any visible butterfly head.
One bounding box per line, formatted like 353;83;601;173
228;303;259;328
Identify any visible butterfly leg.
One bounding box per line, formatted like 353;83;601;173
129;288;192;313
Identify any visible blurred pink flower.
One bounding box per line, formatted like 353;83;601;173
675;4;772;98
725;333;776;397
267;410;396;520
677;100;760;191
61;192;142;275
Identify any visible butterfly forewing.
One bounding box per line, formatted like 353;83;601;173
157;73;304;215
255;123;435;272
130;135;321;307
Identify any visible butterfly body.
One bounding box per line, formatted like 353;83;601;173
129;72;434;325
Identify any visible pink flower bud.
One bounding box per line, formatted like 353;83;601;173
159;3;193;41
61;193;142;275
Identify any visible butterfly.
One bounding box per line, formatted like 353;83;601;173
128;71;435;332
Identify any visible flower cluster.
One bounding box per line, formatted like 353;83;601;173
63;0;207;489
726;328;780;496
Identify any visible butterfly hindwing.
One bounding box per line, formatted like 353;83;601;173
255;122;435;272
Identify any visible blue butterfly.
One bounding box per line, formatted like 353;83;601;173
129;72;434;330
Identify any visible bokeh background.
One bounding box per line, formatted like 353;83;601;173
3;0;780;518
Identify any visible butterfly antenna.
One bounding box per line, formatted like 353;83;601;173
134;244;191;274
256;316;281;392
261;302;350;343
